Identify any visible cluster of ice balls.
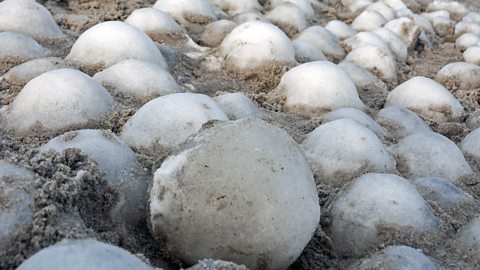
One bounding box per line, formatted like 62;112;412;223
2;0;480;269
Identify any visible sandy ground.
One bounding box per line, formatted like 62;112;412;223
1;0;480;269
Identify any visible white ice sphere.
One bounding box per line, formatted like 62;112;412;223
321;108;387;136
150;118;320;270
2;69;114;133
455;33;480;51
0;160;34;257
376;106;432;138
454;21;480;37
352;10;387;32
366;2;396;21
153;0;217;24
343;0;372;13
0;0;64;40
331;173;438;255
270;0;315;18
384;17;421;49
120;93;228;152
2;57;71;86
302;119;395;186
414;177;474;209
293;40;327;63
344;45;397;81
275;61;365;113
219;21;295;73
266;3;307;36
338;62;379;88
357;245;438;270
210;0;261;16
214;92;262;120
232;12;269;24
93;60;182;101
463;46;480;65
295;26;345;60
463;12;480;24
457;217;480;255
413;14;435;34
17;239;154;270
66;22;167;70
373;28;408;63
427;0;469;19
382;0;407;11
325;20;357;41
125;8;184;41
0;32;45;65
436;62;480;90
461;128;480;162
386;76;464;123
432;16;455;37
39;129;147;225
393;132;473;181
201;20;236;47
342;32;391;53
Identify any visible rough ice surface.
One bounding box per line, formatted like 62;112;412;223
120;93;228;152
210;0;260;16
393;132;473;181
66;21;167;70
413;14;435;34
266;2;307;36
356;245;438;270
414;177;474;209
231;11;269;24
302;119;395;186
295;26;345;60
384;17;421;48
39;129;147;225
93;59;182;101
17;239;154;270
436;62;480;90
2;57;72;86
200;20;236;47
275;61;365;114
153;0;217;24
0;32;45;61
219;21;295;73
463;46;480;65
0;0;64;40
457;217;480;255
325;20;357;40
376;106;432;138
293;40;327;63
214;92;262;120
331;173;439;255
351;10;387;32
321;108;387;137
2;69;114;133
125;8;185;41
373;28;408;63
386;76;464;123
150;118;320;270
461;128;480;162
0;160;34;257
455;33;480;51
344;45;397;81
